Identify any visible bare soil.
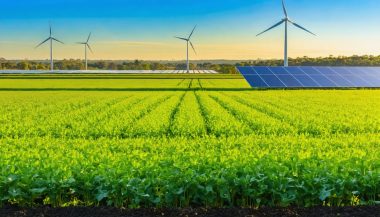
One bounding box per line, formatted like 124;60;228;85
2;205;379;217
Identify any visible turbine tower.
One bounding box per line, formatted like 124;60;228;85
257;0;315;67
77;33;93;70
175;25;197;73
35;24;64;71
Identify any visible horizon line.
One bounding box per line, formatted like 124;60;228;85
2;54;380;62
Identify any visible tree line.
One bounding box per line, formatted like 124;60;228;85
1;55;380;74
238;55;380;67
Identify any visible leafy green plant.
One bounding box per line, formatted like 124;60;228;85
0;90;379;208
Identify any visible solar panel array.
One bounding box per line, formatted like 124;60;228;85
0;70;218;74
238;66;380;88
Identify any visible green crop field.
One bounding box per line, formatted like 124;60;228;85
0;76;379;209
0;74;250;90
0;78;250;89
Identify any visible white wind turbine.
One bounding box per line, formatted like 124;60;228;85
175;25;197;73
257;0;316;67
77;33;93;70
35;24;64;71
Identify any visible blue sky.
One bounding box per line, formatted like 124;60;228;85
1;0;380;60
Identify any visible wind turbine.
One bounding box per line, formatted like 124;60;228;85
77;33;93;70
175;25;197;73
257;0;315;67
35;24;64;71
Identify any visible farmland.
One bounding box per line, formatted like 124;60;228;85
0;75;379;209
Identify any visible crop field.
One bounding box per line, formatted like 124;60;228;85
0;77;249;90
0;76;379;209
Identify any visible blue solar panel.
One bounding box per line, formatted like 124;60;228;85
294;75;319;87
332;67;354;75
368;67;380;76
277;74;303;87
300;67;323;75
244;75;269;87
238;67;256;75
237;66;380;88
254;67;275;75
315;67;353;87
260;75;287;87
325;75;353;87
346;68;376;87
285;67;307;75
270;67;291;74
367;74;380;84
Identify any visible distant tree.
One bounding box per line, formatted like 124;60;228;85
108;62;117;70
141;63;151;70
36;63;47;70
0;57;6;69
151;62;165;70
17;61;29;70
117;64;124;70
2;55;380;72
175;63;186;70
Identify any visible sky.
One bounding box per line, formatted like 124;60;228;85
0;0;380;60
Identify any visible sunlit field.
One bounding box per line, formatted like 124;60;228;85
0;74;249;89
0;75;379;208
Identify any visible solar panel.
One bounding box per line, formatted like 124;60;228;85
238;66;380;88
244;75;269;87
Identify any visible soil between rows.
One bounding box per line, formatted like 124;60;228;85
2;206;379;217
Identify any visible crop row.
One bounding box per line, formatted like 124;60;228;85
0;78;250;89
1;135;379;207
0;91;378;138
0;90;379;208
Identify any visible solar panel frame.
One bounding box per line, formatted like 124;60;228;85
237;66;380;88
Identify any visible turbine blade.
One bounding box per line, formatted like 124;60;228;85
189;41;197;55
87;32;91;43
188;25;197;39
49;23;52;37
87;44;94;53
77;42;86;44
52;38;64;44
282;0;288;17
289;21;316;36
35;38;50;48
175;36;188;41
256;20;285;36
